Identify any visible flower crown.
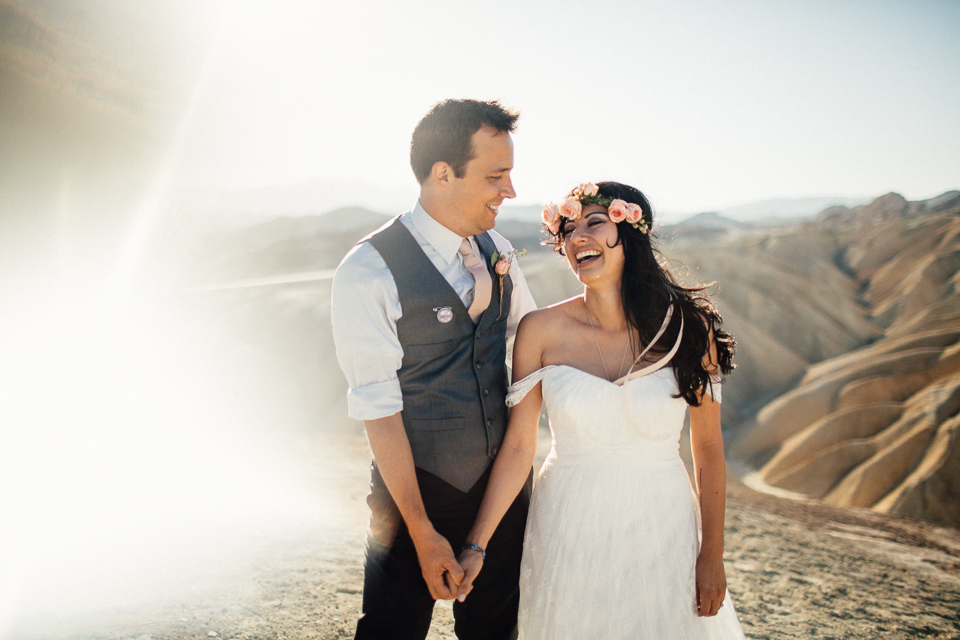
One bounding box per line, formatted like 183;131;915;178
541;182;650;236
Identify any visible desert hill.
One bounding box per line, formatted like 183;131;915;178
726;193;960;528
181;206;392;282
179;189;960;529
181;206;558;286
663;216;883;425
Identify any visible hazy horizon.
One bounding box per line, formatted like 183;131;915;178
2;0;958;227
180;176;897;226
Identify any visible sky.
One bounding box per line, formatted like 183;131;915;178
166;0;960;215
1;0;959;226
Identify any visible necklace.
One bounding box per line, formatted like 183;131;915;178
584;304;632;382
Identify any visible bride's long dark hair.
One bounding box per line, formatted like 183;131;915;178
547;181;736;406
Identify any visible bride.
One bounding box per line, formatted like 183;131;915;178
455;182;745;638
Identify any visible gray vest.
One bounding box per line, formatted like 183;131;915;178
366;218;512;492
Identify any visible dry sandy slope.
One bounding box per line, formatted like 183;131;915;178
16;195;956;640
732;205;960;528
9;430;959;640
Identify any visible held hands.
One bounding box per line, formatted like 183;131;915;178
695;552;727;617
456;547;485;602
412;528;464;600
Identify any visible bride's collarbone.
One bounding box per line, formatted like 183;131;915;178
541;345;620;383
541;342;672;381
542;343;605;378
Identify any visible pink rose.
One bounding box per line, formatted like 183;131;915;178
541;202;560;228
558;197;582;221
546;219;561;235
625;202;643;224
495;258;510;276
608;199;628;223
579;182;599;197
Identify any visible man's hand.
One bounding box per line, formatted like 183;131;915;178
412;528;464;600
455;548;485;602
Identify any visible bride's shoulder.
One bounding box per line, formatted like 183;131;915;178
518;296;581;333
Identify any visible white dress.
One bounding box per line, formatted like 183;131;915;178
507;316;745;639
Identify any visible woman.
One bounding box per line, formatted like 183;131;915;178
455;182;745;638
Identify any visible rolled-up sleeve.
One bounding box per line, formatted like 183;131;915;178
331;242;405;421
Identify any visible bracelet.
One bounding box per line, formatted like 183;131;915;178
461;543;486;560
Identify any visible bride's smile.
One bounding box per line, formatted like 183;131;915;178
561;205;625;283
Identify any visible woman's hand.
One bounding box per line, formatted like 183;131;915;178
456;311;546;602
695;552;727;617
455;547;485;602
691;319;728;618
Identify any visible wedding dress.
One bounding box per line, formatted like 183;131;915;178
506;312;745;639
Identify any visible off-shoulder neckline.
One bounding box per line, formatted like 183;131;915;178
512;362;673;389
513;304;683;389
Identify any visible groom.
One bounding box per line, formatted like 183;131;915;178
331;99;536;640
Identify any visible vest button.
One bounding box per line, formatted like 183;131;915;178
476;362;482;369
482;389;489;397
486;418;493;427
491;446;499;457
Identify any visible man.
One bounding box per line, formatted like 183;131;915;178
331;99;537;640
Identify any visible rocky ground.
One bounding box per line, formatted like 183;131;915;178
7;429;959;640
7;193;960;639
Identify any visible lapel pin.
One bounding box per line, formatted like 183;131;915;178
433;306;454;324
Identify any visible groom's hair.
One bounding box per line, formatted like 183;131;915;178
410;99;519;184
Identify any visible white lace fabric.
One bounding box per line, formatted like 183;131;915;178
506;306;721;409
506;316;741;639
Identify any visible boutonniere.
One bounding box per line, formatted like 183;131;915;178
490;248;526;320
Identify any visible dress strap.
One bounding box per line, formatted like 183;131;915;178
708;373;722;404
616;305;684;385
506;366;558;407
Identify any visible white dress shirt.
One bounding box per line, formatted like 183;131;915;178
331;201;538;422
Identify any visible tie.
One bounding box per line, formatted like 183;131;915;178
459;238;493;323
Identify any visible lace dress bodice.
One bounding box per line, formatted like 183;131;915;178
508;313;743;640
511;366;689;463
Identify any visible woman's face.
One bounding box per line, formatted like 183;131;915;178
562;204;625;286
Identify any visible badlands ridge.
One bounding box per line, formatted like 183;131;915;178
189;190;960;530
669;192;960;528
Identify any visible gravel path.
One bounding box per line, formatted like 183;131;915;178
7;431;959;640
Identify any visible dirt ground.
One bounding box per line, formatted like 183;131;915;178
6;428;960;640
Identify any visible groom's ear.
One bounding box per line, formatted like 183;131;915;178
432;161;453;190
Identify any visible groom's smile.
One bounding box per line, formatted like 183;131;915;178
447;125;516;235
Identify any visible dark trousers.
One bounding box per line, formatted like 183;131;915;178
355;463;532;640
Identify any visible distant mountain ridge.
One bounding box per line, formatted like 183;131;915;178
181;179;418;228
503;196;875;225
184;178;880;229
815;191;960;229
715;196;872;222
181;188;960;528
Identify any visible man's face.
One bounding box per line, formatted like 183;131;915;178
447;126;516;235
